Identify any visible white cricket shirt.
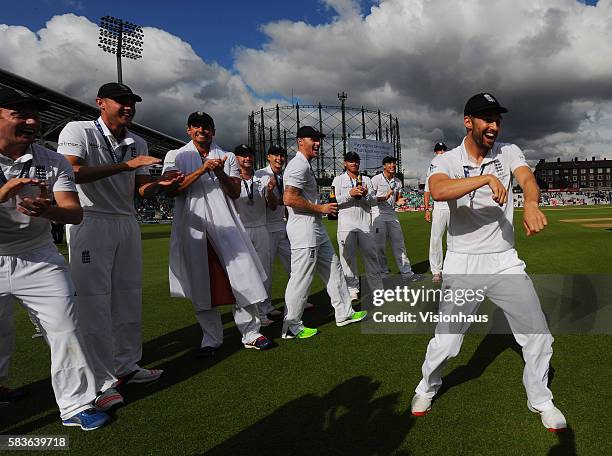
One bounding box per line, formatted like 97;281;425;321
57;117;149;217
425;159;449;210
283;152;326;248
332;172;376;232
235;172;270;228
371;172;402;221
255;165;286;233
428;138;529;254
0;143;77;255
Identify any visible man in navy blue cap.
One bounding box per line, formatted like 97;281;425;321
411;93;566;433
0;87;109;429
424;142;449;282
57;82;181;410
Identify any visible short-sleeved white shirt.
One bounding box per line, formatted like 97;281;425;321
283;152;326;248
1;143;77;255
255;165;286;232
371;172;402;221
428;138;528;254
57;117;149;216
235;172;270;228
425;159;449;210
332;173;376;232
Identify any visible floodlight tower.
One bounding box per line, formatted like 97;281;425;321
338;91;348;155
98;16;144;84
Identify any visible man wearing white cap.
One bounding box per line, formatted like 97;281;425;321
282;126;367;339
424;142;450;283
163;112;272;356
410;92;566;433
0;87;108;430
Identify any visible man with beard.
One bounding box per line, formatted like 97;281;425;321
162;112;272;356
0;87;108;429
282;126;367;339
57;83;179;410
424;142;450;283
255;145;314;314
332;152;383;300
233;143;278;326
410;93;566;433
371;156;420;280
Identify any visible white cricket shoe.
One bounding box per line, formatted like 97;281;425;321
93;388;124;411
411;394;432;416
432;273;442;283
528;401;567;432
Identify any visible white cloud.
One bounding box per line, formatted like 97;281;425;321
235;0;612;183
0;14;276;147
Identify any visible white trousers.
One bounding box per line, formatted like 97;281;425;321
269;228;292;274
67;215;143;391
194;305;262;348
372;217;413;274
245;226;274;316
429;207;450;275
415;249;555;411
337;229;383;294
0;246;97;420
283;238;354;335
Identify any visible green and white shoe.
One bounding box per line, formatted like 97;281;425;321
282;327;318;339
337;310;368;327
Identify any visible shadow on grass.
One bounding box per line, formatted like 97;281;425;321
1;287;345;434
548;427;577;456
203;376;413;456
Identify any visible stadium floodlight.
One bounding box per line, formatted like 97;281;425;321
98;15;144;84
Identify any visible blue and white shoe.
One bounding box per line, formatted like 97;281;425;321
62;408;109;431
244;336;273;350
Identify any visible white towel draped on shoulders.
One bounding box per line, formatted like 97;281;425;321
168;141;267;310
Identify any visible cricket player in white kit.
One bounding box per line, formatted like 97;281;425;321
371;157;419;280
282;126;367;339
0;87;108;430
163;112;272;355
332;152;383;300
58;83;178;408
411;93;566;432
255;146;313;313
234;144;278;326
424;142;450;283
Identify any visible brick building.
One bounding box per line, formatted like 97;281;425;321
534;157;612;190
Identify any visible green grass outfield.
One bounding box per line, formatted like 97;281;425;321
2;207;612;455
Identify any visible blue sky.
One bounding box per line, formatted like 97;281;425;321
2;0;358;68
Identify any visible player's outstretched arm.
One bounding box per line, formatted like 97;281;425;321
283;185;337;216
65;155;161;184
17;190;83;225
514;166;547;236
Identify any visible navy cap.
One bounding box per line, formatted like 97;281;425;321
0;86;50;111
464;92;508;117
382;155;397;165
97;82;142;102
234;144;255;157
297;125;326;139
434;142;447;152
344;151;361;162
187;111;215;129
267;145;287;156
